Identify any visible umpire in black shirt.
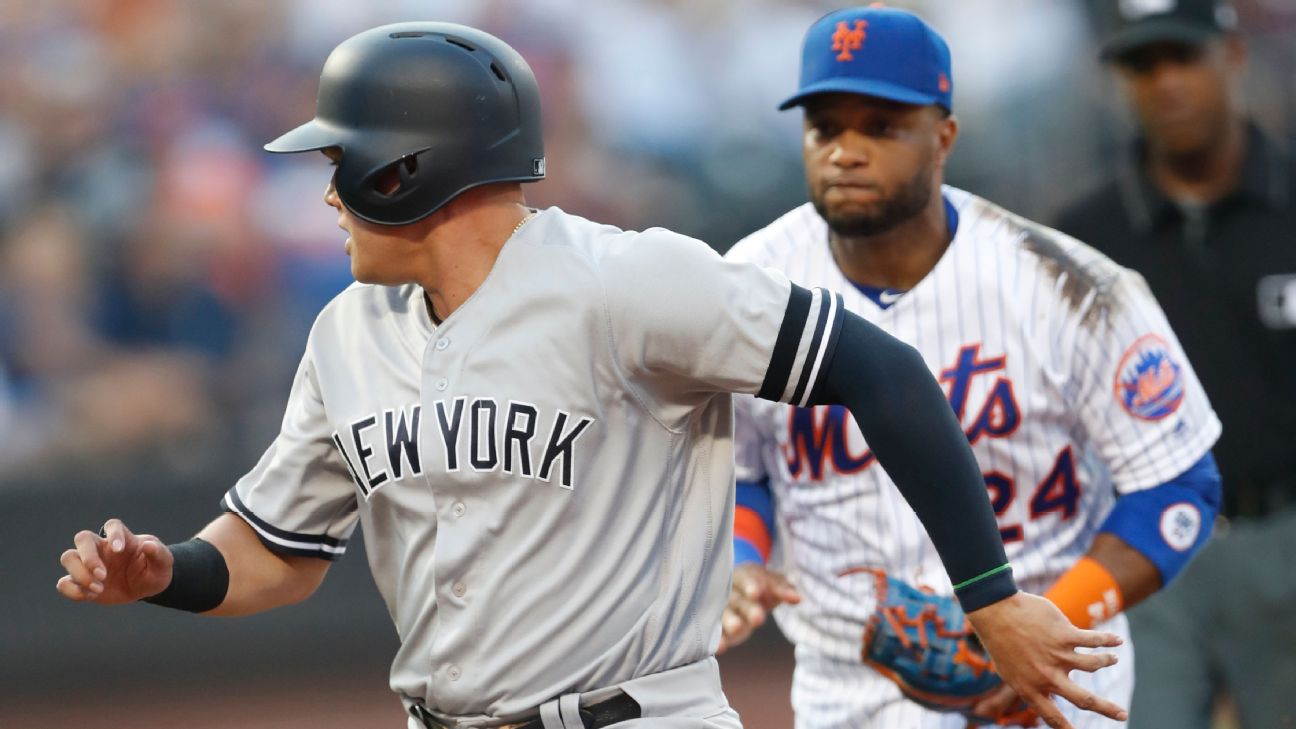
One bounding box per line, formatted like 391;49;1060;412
1056;1;1296;726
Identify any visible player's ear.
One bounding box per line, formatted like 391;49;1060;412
935;111;958;167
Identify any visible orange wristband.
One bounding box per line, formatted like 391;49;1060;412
1043;556;1124;629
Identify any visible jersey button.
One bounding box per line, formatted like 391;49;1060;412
452;582;466;597
452;502;466;517
435;338;450;350
447;665;461;681
435;377;448;391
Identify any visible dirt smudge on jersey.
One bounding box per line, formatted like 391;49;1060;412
972;197;1120;332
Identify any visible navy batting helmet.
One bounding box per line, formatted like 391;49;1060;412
265;22;546;225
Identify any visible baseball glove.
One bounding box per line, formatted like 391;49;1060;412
852;568;1038;727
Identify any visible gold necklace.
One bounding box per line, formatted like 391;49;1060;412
513;209;536;236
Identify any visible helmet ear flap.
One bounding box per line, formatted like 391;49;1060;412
334;146;427;219
369;155;420;199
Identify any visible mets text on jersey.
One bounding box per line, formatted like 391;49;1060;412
782;342;1081;543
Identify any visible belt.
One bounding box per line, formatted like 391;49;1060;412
411;692;642;729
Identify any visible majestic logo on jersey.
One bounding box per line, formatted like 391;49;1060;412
1115;334;1184;421
784;344;1020;480
333;400;594;498
832;20;867;61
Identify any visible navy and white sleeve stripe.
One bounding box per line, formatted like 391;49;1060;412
222;489;349;561
757;285;846;406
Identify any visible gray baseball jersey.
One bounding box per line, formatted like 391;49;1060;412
222;206;845;723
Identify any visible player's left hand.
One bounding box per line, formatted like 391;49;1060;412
965;591;1126;729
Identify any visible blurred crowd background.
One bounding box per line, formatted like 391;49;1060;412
2;0;1293;727
2;0;1293;474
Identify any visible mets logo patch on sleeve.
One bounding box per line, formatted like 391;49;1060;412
1114;334;1185;421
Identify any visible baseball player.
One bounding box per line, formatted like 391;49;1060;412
719;7;1222;729
55;22;1128;729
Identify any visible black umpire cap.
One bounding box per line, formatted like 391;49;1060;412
1096;0;1239;60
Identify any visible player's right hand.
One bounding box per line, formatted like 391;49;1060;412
717;563;801;654
966;591;1126;729
57;519;173;605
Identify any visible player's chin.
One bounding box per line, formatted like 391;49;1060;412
826;201;883;219
824;209;891;238
349;258;382;285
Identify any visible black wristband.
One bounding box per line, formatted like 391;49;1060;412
143;537;229;613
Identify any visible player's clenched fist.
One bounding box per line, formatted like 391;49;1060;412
718;563;801;653
57;519;173;605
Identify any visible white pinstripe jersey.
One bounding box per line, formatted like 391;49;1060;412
727;187;1221;727
220;206;845;726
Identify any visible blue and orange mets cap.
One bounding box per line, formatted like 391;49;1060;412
779;6;952;112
